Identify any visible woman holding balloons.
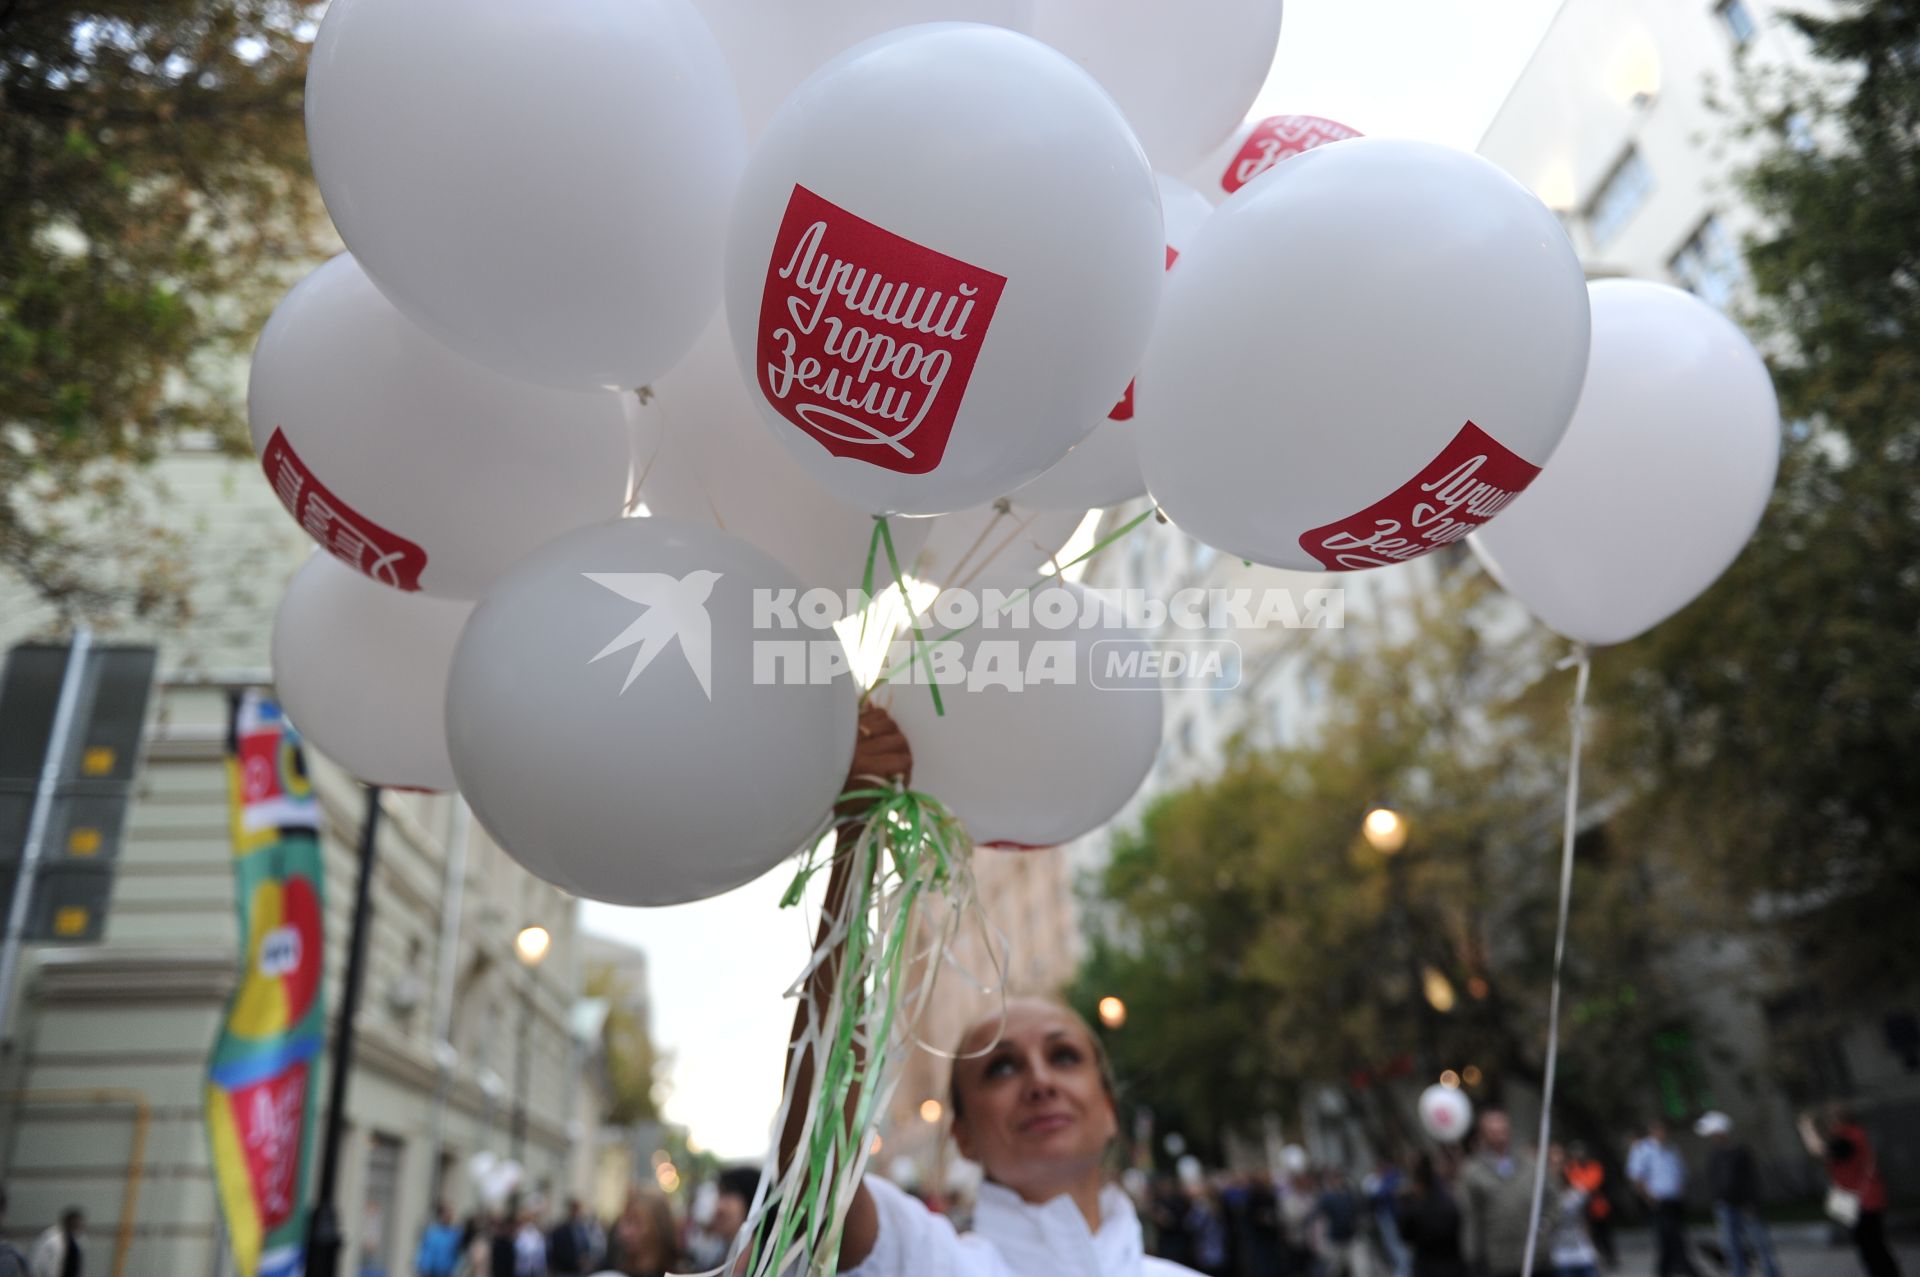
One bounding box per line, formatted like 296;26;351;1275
776;706;1198;1277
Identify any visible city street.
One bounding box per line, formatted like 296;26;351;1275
5;1;1916;1275
1615;1225;1920;1277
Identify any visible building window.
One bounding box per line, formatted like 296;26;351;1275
1717;0;1757;47
1587;147;1654;250
1670;214;1745;310
359;1133;405;1277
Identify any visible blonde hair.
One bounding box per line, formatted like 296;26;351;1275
945;998;1117;1122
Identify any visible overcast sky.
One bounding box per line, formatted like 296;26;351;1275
581;0;1566;1163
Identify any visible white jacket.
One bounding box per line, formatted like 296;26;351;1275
28;1228;73;1277
845;1176;1198;1277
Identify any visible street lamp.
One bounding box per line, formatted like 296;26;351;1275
516;924;552;966
511;925;550;1164
1363;806;1437;1081
1098;996;1127;1030
1362;806;1408;854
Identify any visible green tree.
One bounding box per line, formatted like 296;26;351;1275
1596;0;1920;1008
585;965;665;1127
2;1;329;620
1072;557;1695;1156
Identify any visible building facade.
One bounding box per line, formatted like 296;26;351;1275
1478;0;1813;297
0;446;590;1276
1477;0;1920;1201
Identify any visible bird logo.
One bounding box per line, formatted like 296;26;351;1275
582;571;723;699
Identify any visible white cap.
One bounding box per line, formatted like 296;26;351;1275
1694;1111;1733;1137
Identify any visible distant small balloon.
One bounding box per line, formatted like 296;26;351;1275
1419;1083;1474;1143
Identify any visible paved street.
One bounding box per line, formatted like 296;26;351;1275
1612;1223;1920;1277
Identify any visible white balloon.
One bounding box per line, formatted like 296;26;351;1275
1279;1144;1310;1175
1469;281;1780;646
913;502;1087;588
272;553;471;791
1418;1085;1474;1144
1138;139;1590;572
1188;112;1364;204
1012;175;1214;512
725;23;1165;516
446;519;858;906
1029;0;1285;173
466;1152;498;1185
696;0;1033;139
249;255;630;600
880;580;1163;848
480;1161;523;1208
306;0;746;390
642;319;929;593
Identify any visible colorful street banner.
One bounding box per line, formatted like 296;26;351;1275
207;693;326;1277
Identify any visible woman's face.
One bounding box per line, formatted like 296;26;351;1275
949;999;1118;1201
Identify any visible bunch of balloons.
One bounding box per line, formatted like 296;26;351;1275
255;0;1779;910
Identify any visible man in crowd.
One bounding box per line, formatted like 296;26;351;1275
28;1207;83;1277
1698;1112;1780;1277
413;1203;463;1277
548;1197;600;1275
1461;1109;1535;1277
0;1187;28;1277
1628;1119;1700;1277
1565;1143;1614;1270
685;1166;761;1270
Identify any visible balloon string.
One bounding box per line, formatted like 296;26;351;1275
682;786;974;1277
942;498;1011;590
865;505;1158;693
876;516;944;717
855;516;887;662
620;387;662;516
648;383;730;532
947;501;1092;595
1519;643;1591;1277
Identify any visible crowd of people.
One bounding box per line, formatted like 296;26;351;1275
0;1188;86;1277
1128;1104;1901;1277
411;1166;759;1277
407;709;1906;1277
405;1099;1901;1277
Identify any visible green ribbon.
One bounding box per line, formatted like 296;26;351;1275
714;504;1161;1275
730;786;973;1277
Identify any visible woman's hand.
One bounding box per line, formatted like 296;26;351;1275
771;704;912;1273
839;705;912;813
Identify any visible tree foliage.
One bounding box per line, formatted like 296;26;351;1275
1595;0;1920;1006
1072;559;1695;1156
585;964;665;1128
1;1;329;619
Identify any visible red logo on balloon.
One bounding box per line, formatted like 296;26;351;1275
1222;115;1363;195
263;428;426;591
757;186;1007;475
1299;422;1541;571
1108;245;1182;423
